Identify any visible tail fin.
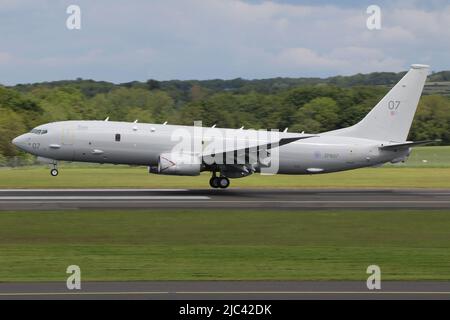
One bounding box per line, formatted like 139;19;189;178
325;64;429;142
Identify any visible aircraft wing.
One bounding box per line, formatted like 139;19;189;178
201;135;316;158
379;140;441;150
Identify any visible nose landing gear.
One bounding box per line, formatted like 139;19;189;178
50;163;59;177
209;173;230;189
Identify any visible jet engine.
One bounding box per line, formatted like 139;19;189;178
221;164;255;179
149;153;201;176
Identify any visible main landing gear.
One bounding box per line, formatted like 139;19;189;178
50;163;59;177
209;173;230;189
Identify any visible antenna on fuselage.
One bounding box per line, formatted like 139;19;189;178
134;119;138;123
283;128;288;133
239;126;244;130
211;124;216;128
104;117;109;121
163;121;168;125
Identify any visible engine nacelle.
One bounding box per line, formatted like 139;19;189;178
149;153;201;176
221;165;254;179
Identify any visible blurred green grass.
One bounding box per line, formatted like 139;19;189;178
389;146;450;168
1;167;450;189
0;209;449;281
0;146;449;188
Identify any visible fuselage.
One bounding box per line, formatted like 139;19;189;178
12;120;408;175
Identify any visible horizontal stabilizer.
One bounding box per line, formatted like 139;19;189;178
379;140;441;150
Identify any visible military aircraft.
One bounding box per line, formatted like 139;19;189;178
12;64;435;188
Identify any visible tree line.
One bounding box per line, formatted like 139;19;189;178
1;71;449;166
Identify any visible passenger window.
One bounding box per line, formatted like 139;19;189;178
115;134;121;142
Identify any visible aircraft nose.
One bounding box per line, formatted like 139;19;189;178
12;134;26;149
12;136;19;146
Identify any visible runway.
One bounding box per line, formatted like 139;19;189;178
0;188;450;210
1;281;449;300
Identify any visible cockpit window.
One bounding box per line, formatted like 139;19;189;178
30;129;48;135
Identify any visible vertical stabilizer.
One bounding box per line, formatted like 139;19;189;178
325;64;429;142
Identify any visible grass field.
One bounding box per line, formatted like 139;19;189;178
0;209;449;282
392;146;450;168
0;146;448;282
0;146;449;189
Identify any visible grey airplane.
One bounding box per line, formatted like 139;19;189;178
12;64;434;189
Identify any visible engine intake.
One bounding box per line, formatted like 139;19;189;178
149;153;201;176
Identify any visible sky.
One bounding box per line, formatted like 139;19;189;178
0;0;449;85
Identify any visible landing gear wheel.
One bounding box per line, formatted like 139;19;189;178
209;177;220;188
50;169;59;177
219;177;230;189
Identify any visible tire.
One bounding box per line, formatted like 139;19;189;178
209;177;220;188
50;169;59;177
219;177;230;189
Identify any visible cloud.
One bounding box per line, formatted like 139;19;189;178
0;52;13;65
275;48;343;69
0;0;449;84
274;46;405;75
